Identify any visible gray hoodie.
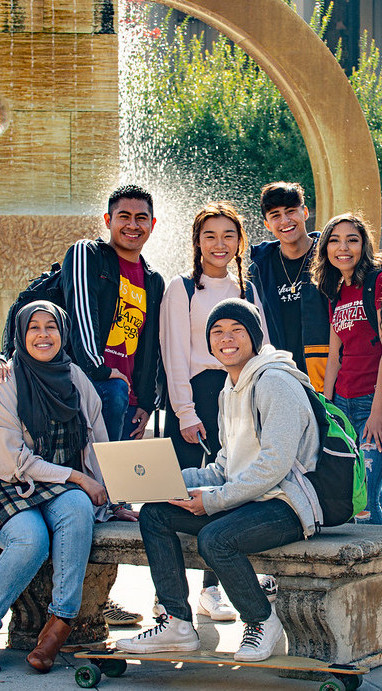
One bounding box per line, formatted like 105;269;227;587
182;344;322;537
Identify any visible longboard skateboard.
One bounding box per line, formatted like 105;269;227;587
74;649;368;689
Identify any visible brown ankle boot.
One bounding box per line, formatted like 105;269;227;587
26;615;71;673
36;616;55;645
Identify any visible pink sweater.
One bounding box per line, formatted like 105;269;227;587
159;272;269;430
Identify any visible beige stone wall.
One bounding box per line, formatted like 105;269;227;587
0;214;106;330
0;1;119;330
0;1;119;215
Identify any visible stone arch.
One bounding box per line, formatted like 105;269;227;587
155;0;381;239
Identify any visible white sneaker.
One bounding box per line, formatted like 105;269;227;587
152;595;166;618
258;574;278;603
116;613;200;654
197;586;236;621
234;610;283;662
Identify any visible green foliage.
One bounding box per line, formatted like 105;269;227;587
350;32;382;174
309;0;333;40
119;0;382;218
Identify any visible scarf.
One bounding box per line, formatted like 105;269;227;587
13;300;88;462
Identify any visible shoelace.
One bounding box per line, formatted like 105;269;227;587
137;613;169;640
103;600;125;614
209;590;222;603
241;623;264;649
261;577;276;592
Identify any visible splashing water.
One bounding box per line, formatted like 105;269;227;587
118;0;265;282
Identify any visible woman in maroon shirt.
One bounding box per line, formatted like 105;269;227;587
311;213;382;524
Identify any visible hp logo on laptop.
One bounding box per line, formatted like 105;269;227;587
134;464;145;476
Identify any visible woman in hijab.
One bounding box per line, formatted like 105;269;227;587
0;301;109;673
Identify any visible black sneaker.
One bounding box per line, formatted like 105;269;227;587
259;574;278;602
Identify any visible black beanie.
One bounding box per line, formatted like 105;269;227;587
206;298;264;355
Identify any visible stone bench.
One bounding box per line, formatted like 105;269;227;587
9;522;382;666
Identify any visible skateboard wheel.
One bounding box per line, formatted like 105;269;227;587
320;678;346;691
75;663;102;688
99;658;127;677
333;675;362;691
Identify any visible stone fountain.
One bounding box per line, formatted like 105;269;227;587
0;0;380;331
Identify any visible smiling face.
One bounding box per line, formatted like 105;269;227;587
104;197;156;262
326;221;363;284
199;215;239;278
264;203;309;254
209;318;254;383
25;311;61;362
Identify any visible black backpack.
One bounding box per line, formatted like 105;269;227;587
1;263;65;359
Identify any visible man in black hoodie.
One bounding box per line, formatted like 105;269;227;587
248;181;329;392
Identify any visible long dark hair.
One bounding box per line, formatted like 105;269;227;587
191;201;248;298
310;213;381;299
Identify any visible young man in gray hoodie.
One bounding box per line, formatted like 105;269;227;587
117;298;322;661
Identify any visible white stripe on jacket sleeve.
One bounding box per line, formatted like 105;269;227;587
73;240;104;368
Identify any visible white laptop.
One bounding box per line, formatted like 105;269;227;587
93;437;190;504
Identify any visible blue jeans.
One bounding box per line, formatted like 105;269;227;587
93;378;138;441
139;498;303;625
334;392;382;524
0;489;94;624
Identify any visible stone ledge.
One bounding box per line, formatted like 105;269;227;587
11;521;382;663
91;522;382;578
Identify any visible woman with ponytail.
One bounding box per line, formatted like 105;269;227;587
159;201;269;620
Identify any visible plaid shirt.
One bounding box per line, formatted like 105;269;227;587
0;420;82;528
0;479;81;529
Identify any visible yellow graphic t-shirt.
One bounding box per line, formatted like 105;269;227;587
103;257;146;405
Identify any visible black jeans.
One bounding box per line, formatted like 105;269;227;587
140;498;304;624
164;369;226;588
164;369;227;469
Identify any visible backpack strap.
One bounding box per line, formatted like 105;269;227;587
182;275;255;309
244;280;255;303
181;274;195;310
363;269;381;343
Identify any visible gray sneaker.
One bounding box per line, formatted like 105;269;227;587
197;586;236;621
116;613;200;654
152;595;166;618
234;610;283;662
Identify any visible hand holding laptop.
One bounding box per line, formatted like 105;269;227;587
169;489;206;516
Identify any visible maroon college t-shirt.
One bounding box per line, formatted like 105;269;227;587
329;274;382;398
103;257;146;405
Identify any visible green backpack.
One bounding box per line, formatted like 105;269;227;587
254;379;367;527
299;388;367;527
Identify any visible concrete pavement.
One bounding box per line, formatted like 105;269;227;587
1;563;382;690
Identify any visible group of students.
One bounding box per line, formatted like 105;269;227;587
0;180;381;673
